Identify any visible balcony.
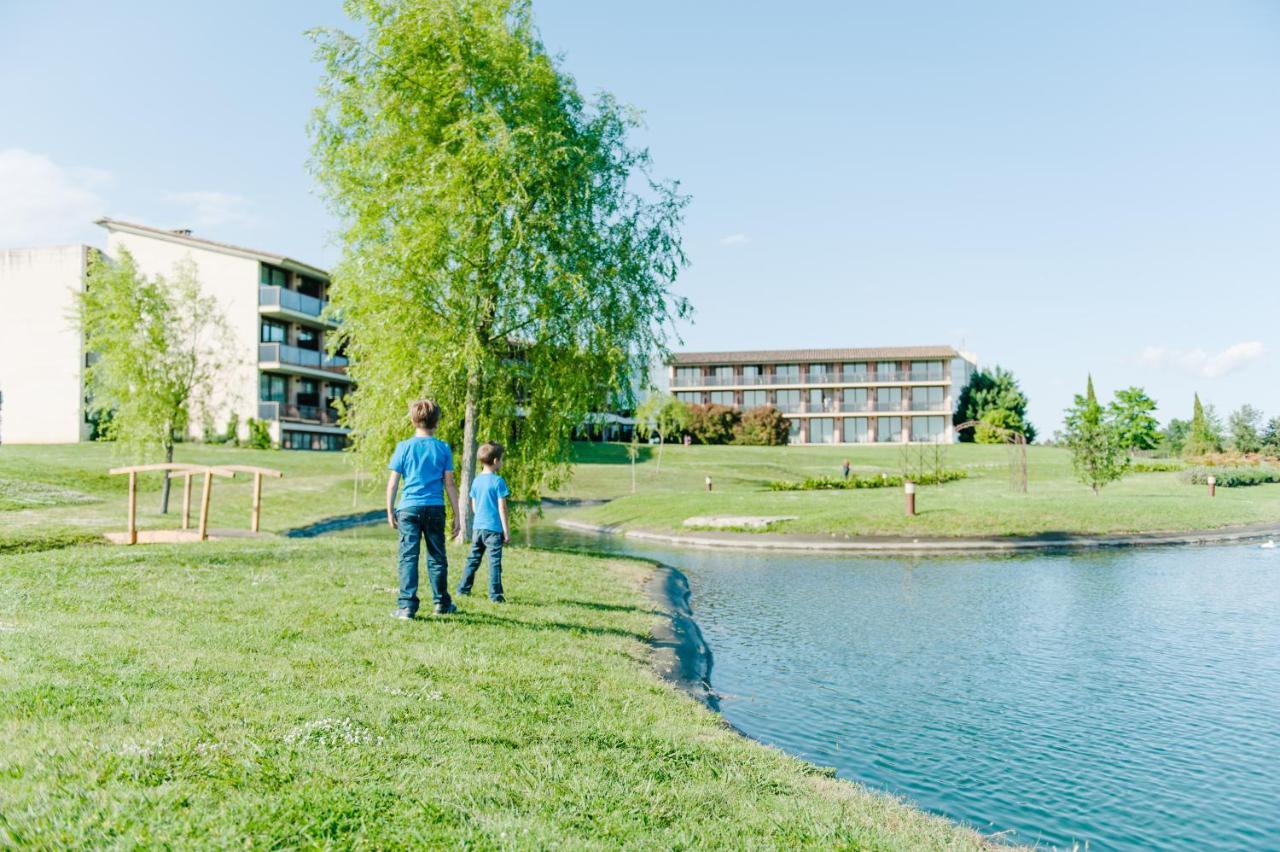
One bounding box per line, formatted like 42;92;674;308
671;370;945;388
259;342;350;377
259;285;330;322
258;400;344;426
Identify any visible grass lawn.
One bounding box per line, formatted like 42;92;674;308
0;534;988;848
555;443;1280;538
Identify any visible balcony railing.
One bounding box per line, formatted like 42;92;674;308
259;342;349;374
671;370;944;388
259;285;327;319
258;400;343;426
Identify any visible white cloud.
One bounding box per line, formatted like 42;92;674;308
1139;341;1266;379
163;190;254;227
0;148;110;246
718;233;749;246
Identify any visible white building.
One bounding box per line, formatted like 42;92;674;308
0;221;351;450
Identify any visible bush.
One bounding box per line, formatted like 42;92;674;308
246;418;273;450
223;412;241;447
1183;467;1280;488
733;406;789;446
1130;460;1184;473
686;404;739;445
768;470;967;491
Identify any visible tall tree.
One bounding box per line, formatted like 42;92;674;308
953;366;1035;443
1107;386;1160;452
634;392;689;471
310;0;689;538
1183;393;1223;457
1262;416;1280;455
1227;404;1263;454
1063;375;1128;494
1160;418;1190;456
75;250;235;512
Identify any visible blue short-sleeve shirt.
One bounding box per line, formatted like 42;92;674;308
470;472;510;533
388;436;453;509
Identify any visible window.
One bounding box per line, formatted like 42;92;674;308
807;363;831;382
843;362;869;381
674;367;702;386
775;389;801;412
326;384;347;417
810;418;835;444
742;390;767;408
296;326;320;351
675;392;701;404
841;387;868;411
877;387;902;410
911;360;944;381
298;274;325;299
774;364;800;382
809;388;833;412
282;430;348;451
911;386;944;411
788;418;802;442
877;417;903;442
260;319;286;344
843;417;870;443
911;416;946;442
741;365;762;382
877;360;898;380
259;374;286;402
708;391;734;405
259;264;288;288
296;379;319;407
712;366;733;383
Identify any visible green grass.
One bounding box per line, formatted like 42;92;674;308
555;443;1280;538
0;535;988;848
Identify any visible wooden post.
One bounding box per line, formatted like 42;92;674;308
127;471;137;545
251;472;263;533
198;470;214;541
182;474;193;530
905;480;917;517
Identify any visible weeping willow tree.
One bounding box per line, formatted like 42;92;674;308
309;0;689;537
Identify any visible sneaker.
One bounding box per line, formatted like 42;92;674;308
433;602;457;615
391;608;414;620
456;588;471;597
491;595;505;603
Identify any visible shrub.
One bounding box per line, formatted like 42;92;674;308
733;406;789;446
1183;467;1280;488
768;470;967;491
1130;461;1184;473
686;404;739;445
246;418;273;450
223;412;241;447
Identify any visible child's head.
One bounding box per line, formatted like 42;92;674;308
478;441;505;471
409;399;440;432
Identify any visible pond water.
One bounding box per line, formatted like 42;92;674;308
530;523;1280;850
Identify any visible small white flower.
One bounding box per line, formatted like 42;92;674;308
284;717;381;747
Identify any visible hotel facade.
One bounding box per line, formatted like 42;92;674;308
0;220;350;450
667;347;977;445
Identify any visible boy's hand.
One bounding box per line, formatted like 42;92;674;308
387;510;398;530
503;532;511;544
450;517;461;539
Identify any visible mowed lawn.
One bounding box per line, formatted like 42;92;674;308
555;443;1280;537
0;536;988;849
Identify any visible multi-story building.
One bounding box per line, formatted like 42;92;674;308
667;346;977;444
0;220;351;450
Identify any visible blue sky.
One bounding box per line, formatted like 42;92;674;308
3;1;1278;434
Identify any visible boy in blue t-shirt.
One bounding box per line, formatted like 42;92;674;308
387;399;460;619
457;441;511;602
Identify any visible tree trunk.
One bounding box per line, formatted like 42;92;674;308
656;432;663;473
456;366;481;542
159;440;174;514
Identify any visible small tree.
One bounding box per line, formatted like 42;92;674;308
686;404;739;445
1108;386;1160;453
1228;405;1263;454
634;392;690;472
1160;418;1190;456
246;418;273;450
1183;393;1223;458
974;408;1018;444
1064;375;1128;494
76;250;235;512
733;405;789;446
953;366;1035;443
1262;417;1280;455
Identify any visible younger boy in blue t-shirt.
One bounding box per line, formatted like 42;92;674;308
387;399;460;619
457;441;511;602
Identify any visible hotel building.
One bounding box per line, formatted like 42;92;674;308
667;346;977;444
0;220;350;450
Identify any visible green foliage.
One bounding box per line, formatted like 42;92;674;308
1227;405;1263;454
1160;418;1190;456
1108;387;1160;452
1263;417;1280;454
309;0;689;534
1184;467;1280;487
245;418;273;450
634;393;689;444
953;366;1035;442
75;250;235;461
1183;394;1224;457
0;529;104;555
974;408;1018;444
1063;375;1128;494
769;470;967;491
686;404;739;445
733;405;790;446
1130;460;1184;473
223;412;241;447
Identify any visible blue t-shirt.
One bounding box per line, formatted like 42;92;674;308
470;471;510;533
388;436;453;509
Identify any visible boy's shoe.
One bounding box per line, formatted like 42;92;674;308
455;588;471;597
391;608;414;620
433;602;457;615
490;595;505;603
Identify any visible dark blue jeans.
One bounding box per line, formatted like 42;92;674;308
396;505;450;614
458;529;504;599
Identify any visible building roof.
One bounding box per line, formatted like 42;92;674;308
670;346;965;366
96;218;329;278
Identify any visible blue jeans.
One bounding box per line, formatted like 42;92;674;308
458;529;504;599
396;505;450;613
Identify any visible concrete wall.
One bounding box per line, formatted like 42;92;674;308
105;230;260;441
0;246;90;444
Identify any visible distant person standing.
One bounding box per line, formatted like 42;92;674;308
842;459;851;481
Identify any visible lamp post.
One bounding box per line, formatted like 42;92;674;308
1208;475;1217;498
904;480;916;517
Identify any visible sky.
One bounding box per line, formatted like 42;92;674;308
3;0;1279;435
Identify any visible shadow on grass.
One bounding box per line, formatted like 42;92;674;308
448;608;648;642
553;598;659;616
568;443;654;465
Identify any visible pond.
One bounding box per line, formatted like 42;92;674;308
530;523;1280;850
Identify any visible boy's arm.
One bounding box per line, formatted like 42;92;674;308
498;496;510;543
385;472;400;529
444;471;461;539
